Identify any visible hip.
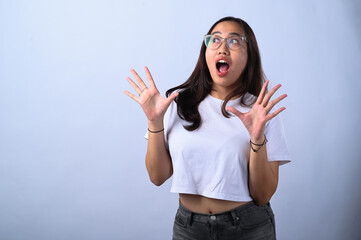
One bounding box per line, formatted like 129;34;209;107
173;200;276;240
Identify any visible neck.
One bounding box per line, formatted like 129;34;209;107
210;87;239;100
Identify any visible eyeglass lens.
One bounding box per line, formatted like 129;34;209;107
205;35;245;50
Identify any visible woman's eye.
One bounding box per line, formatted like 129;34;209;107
229;38;240;45
212;37;221;43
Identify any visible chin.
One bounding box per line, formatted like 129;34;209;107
213;76;238;86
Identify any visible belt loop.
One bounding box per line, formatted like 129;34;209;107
188;212;193;226
230;211;239;226
264;203;274;221
263;204;269;215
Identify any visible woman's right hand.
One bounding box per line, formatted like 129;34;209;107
124;66;179;124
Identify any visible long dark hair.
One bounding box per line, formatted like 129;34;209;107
166;16;265;131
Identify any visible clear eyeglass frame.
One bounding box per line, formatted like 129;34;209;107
204;34;248;50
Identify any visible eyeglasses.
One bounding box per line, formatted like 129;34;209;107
204;34;247;50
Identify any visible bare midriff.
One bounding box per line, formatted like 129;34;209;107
179;193;251;214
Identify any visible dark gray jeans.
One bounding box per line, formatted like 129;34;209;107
172;201;276;240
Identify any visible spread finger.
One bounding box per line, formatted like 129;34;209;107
127;77;143;95
131;69;147;90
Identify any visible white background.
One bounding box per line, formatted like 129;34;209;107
1;0;360;239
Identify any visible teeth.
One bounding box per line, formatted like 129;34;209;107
218;60;227;63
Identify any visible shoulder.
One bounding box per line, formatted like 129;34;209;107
164;91;182;122
242;92;257;106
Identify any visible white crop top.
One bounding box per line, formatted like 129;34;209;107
146;94;291;202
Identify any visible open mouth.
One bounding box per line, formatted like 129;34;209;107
216;59;230;76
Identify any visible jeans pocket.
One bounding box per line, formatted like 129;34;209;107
174;209;188;228
238;206;272;229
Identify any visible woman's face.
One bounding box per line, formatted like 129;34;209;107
205;21;248;99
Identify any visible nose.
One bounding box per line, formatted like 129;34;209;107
218;40;229;55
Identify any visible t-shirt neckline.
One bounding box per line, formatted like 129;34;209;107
207;94;242;104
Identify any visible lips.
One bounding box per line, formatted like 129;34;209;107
216;58;230;76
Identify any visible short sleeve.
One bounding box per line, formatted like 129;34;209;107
144;131;149;140
264;114;291;165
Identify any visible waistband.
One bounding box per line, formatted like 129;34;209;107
177;200;268;225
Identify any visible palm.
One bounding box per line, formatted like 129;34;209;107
124;67;178;122
240;105;269;140
138;88;173;122
226;80;287;141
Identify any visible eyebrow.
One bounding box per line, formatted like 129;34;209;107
211;31;243;37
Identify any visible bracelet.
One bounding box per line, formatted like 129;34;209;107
148;128;164;133
250;135;268;152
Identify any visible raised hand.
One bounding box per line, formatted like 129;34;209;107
124;66;179;123
226;80;287;142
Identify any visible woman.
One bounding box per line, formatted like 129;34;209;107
124;16;290;240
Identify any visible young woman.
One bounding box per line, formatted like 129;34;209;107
124;16;290;240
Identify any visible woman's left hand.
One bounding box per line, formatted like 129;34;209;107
226;80;287;142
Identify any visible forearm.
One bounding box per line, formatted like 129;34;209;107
248;136;279;205
145;120;173;186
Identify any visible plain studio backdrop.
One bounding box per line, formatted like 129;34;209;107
1;0;360;239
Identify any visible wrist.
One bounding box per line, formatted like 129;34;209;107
250;135;265;144
250;135;268;153
148;120;164;132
